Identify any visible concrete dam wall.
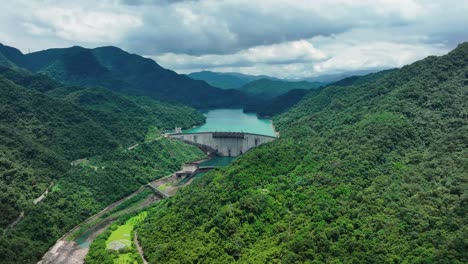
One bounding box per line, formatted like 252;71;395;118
167;132;276;157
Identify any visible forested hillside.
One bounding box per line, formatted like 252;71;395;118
187;71;256;89
239;78;321;100
0;44;248;109
137;43;468;263
0;67;206;263
244;69;397;117
244;89;311;117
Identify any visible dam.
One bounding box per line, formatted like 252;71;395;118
167;131;276;157
166;109;277;157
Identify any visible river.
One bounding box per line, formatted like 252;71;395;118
184;109;276;137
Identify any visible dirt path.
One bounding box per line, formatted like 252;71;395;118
134;231;148;264
128;136;164;151
33;181;54;204
2;211;24;236
38;221;112;264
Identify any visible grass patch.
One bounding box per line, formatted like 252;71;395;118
51;184;61;193
145;126;160;142
114;253;138;264
106;211;147;250
157;183;171;191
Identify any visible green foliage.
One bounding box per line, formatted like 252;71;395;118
244;88;311;117
244;70;395;117
188;71;255;89
86;211;146;264
137;43;468;263
240;78;320;100
0;44;248;109
0;66;206;263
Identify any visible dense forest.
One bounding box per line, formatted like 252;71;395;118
243;70;397;117
187;71;259;89
0;43;248;109
244;88;312;117
0;66;206;263
239;78;321;100
137;43;467;263
188;71;326;90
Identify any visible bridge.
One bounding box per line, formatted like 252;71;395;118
166;131;276;157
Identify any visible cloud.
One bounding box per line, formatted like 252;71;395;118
122;0;421;55
0;0;466;78
29;7;143;43
154;37;449;79
152;40;327;69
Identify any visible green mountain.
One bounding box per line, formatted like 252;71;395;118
137;43;468;263
0;44;248;109
244;70;397;117
304;69;382;83
244;88;311;117
187;70;377;90
0;66;206;263
239;78;322;100
187;71;257;89
187;71;323;104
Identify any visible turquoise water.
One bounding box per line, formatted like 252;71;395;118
184;109;275;136
75;230;92;248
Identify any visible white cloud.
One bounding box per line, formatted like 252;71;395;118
0;0;466;77
152;40;327;70
152;35;451;78
31;7;143;43
311;41;448;75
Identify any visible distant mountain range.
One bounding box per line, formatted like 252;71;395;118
188;71;290;89
239;78;322;100
304;69;381;83
187;71;325;105
187;69;382;89
0;44;247;109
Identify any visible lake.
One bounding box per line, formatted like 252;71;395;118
184;109;276;137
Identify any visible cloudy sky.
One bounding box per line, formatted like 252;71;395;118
0;0;467;78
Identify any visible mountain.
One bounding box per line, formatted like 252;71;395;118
0;44;248;109
137;43;468;263
187;71;258;89
243;88;312;117
244;69;398;117
304;69;383;83
187;71;282;89
188;70;382;90
0;66;206;263
239;78;322;100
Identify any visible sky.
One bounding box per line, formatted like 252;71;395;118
0;0;467;79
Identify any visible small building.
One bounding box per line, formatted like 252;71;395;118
175;163;199;178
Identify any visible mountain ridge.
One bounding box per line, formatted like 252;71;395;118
137;42;468;263
0;44;248;109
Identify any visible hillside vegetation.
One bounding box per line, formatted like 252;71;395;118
187;71;256;89
0;44;247;109
0;67;206;263
239;78;321;100
244;70;397;117
244;89;311;117
137;43;468;263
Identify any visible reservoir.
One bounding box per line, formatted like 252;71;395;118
184;109;276;137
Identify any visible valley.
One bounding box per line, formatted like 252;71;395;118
0;6;466;263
